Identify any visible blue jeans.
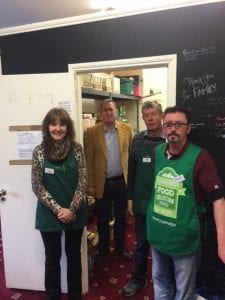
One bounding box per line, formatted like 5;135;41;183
132;215;149;286
151;246;200;300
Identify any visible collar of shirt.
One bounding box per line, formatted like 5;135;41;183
164;140;190;160
104;125;117;133
144;130;164;139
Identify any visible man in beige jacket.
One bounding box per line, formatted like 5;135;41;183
84;99;133;264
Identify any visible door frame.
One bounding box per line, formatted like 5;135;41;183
0;73;88;293
68;54;177;142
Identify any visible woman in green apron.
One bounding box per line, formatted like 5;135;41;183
32;108;87;300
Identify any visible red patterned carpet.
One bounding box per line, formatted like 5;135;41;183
0;215;154;300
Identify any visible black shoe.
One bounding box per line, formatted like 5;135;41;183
94;251;109;264
116;250;132;261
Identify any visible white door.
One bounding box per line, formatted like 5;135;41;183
0;73;88;292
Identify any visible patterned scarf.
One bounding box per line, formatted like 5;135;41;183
43;137;73;162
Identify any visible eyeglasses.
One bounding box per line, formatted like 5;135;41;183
163;122;188;130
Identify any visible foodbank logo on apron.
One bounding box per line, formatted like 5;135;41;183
154;167;186;219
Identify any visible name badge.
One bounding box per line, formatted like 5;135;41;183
143;157;151;163
173;175;185;183
45;168;54;174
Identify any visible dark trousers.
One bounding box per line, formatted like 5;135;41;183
41;229;83;300
132;214;150;286
95;176;128;254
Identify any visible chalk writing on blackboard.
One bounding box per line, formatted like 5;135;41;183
214;116;225;138
190;122;205;129
182;90;192;102
182;46;216;62
183;73;216;99
211;96;225;104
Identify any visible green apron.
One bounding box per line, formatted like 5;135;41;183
35;152;87;231
147;143;202;255
132;143;155;215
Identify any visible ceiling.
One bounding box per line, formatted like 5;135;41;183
0;0;223;32
0;0;100;29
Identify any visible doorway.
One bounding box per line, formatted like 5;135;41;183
69;54;177;143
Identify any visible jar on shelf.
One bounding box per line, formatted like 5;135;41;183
118;106;129;123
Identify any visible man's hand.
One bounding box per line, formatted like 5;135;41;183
87;186;95;197
213;198;225;263
127;200;133;215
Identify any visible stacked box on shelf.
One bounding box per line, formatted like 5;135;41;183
102;77;113;92
92;75;103;90
112;77;120;94
83;113;96;131
82;74;93;88
120;77;134;95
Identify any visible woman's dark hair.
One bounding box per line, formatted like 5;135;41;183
42;108;75;142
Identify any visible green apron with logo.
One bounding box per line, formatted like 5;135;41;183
147;143;202;255
132;144;155;215
35;151;87;231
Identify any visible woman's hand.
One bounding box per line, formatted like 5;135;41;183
57;208;75;223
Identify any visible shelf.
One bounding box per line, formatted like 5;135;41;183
82;87;140;101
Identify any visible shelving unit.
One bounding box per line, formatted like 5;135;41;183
81;87;140;101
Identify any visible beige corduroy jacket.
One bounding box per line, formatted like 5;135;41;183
84;121;133;199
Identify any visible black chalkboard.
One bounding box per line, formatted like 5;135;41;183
176;39;225;183
1;1;225;181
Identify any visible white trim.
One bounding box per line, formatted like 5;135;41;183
0;54;2;75
68;54;177;142
0;0;224;36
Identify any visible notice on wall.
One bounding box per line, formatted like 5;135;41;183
56;100;72;116
16;131;42;159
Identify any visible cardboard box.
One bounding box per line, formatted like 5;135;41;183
92;75;103;90
83;119;96;131
102;78;113;92
112;77;120;94
81;74;93;88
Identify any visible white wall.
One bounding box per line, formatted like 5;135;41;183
139;67;167;131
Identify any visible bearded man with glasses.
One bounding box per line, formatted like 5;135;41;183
146;105;225;300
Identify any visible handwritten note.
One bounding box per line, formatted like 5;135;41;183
182;46;216;62
214;116;225;138
190;122;205;129
182;73;216;101
56;100;72;115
